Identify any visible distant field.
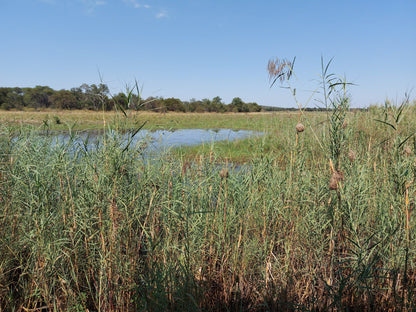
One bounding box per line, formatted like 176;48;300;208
0;109;308;131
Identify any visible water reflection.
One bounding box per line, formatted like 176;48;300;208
52;128;260;154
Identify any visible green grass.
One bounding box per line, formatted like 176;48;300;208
0;110;287;131
1;103;416;311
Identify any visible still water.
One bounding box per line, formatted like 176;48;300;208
52;128;260;154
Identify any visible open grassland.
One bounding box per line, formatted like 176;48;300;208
0;109;291;131
1;105;416;311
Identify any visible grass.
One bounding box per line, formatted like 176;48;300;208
1;100;416;311
0;109;290;131
0;109;328;163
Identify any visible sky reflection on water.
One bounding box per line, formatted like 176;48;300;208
52;128;260;155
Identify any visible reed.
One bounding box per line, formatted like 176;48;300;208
0;92;416;310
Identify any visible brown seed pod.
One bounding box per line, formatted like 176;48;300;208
404;146;412;156
342;119;348;129
348;149;356;162
219;168;229;179
296;122;305;133
329;171;344;190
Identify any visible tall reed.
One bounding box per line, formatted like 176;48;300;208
0;88;415;310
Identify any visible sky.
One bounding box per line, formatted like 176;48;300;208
0;0;415;108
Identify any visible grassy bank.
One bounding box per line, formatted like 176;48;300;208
1;101;416;310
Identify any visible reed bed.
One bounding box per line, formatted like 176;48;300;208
0;102;416;311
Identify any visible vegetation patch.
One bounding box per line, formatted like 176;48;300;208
1;60;416;310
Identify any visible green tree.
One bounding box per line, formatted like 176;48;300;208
212;96;226;112
229;97;245;112
141;96;162;111
7;88;24;109
111;92;128;110
49;90;79;109
188;98;200;112
79;83;110;110
162;97;186;112
192;99;205;112
246;102;261;112
201;98;212;112
23;86;54;108
0;88;8;109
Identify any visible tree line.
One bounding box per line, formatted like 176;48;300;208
0;84;262;113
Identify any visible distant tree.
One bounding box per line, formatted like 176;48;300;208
182;100;190;112
162;97;186;112
110;92;142;111
212;96;226;112
6;88;24;109
0;88;8;109
79;83;110;110
0;84;265;112
70;87;84;108
23;86;54;108
201;98;211;112
191;99;205;112
141;96;164;112
229;97;244;112
111;92;128;110
188;98;199;112
49;90;79;109
246;102;261;112
128;94;142;110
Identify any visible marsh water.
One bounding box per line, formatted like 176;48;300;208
50;128;260;155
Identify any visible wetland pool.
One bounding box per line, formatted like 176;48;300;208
49;128;261;154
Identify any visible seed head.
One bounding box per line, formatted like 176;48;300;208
404;146;412;156
342;119;348;129
348;149;356;162
329;171;344;190
296;122;305;133
219;168;229;179
267;57;295;84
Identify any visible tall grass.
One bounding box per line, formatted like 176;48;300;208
1;94;416;310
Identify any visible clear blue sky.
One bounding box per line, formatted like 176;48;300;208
1;0;415;107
